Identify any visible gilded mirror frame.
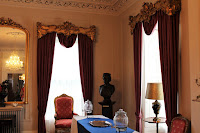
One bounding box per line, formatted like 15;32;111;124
0;17;29;104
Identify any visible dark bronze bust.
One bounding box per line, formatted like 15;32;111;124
99;73;115;104
0;80;9;107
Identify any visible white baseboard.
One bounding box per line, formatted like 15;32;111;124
21;131;37;133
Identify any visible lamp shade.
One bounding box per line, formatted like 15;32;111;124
145;83;164;100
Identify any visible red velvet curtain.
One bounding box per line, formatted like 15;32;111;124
57;33;77;48
133;22;142;132
143;13;158;35
133;10;180;131
133;15;158;132
37;32;93;132
78;33;93;101
58;33;94;101
158;10;180;130
37;32;56;133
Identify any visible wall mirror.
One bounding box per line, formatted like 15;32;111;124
0;18;29;104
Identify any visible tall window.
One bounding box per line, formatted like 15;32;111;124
45;35;84;133
141;22;167;132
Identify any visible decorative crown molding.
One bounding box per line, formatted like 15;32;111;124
129;0;181;34
0;0;135;15
37;21;96;41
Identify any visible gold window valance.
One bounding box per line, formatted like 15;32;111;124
129;0;181;34
37;22;96;41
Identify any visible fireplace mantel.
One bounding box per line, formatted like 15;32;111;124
0;105;23;111
0;105;23;133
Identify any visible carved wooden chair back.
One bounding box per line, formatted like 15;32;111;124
170;115;190;133
54;94;74;119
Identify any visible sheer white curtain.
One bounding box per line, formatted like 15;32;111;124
141;22;168;133
45;35;84;133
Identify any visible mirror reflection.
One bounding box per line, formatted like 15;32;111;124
0;27;26;102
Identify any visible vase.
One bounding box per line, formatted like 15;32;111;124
113;109;128;132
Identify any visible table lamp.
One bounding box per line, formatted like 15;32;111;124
145;83;164;121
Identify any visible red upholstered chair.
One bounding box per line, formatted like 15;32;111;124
170;115;190;133
54;94;75;133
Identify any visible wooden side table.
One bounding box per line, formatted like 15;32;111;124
144;117;166;133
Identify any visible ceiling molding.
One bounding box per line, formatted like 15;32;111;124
0;0;137;15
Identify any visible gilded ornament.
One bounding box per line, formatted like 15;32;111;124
0;17;25;30
129;0;181;34
37;22;96;41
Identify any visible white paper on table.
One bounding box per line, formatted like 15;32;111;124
87;115;109;119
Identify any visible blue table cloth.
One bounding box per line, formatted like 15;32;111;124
77;118;135;133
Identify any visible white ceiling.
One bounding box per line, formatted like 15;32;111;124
0;27;26;49
0;0;138;15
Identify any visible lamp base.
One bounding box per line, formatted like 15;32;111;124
152;100;161;122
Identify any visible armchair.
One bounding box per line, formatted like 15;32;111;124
54;94;76;133
170;114;190;133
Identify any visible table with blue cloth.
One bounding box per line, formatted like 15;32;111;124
77;118;135;133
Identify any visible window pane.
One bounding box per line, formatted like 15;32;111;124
142;22;167;133
45;35;84;133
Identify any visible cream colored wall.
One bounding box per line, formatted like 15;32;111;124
179;0;191;122
182;0;200;132
119;0;157;129
179;0;200;132
0;5;122;131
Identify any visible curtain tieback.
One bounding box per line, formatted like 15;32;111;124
166;119;170;125
135;112;142;121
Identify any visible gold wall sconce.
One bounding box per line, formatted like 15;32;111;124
193;75;200;102
192;95;200;102
195;77;200;87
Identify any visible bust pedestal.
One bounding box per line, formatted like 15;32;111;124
98;101;115;119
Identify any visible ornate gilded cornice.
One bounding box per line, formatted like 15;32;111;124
37;22;96;41
129;0;181;34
